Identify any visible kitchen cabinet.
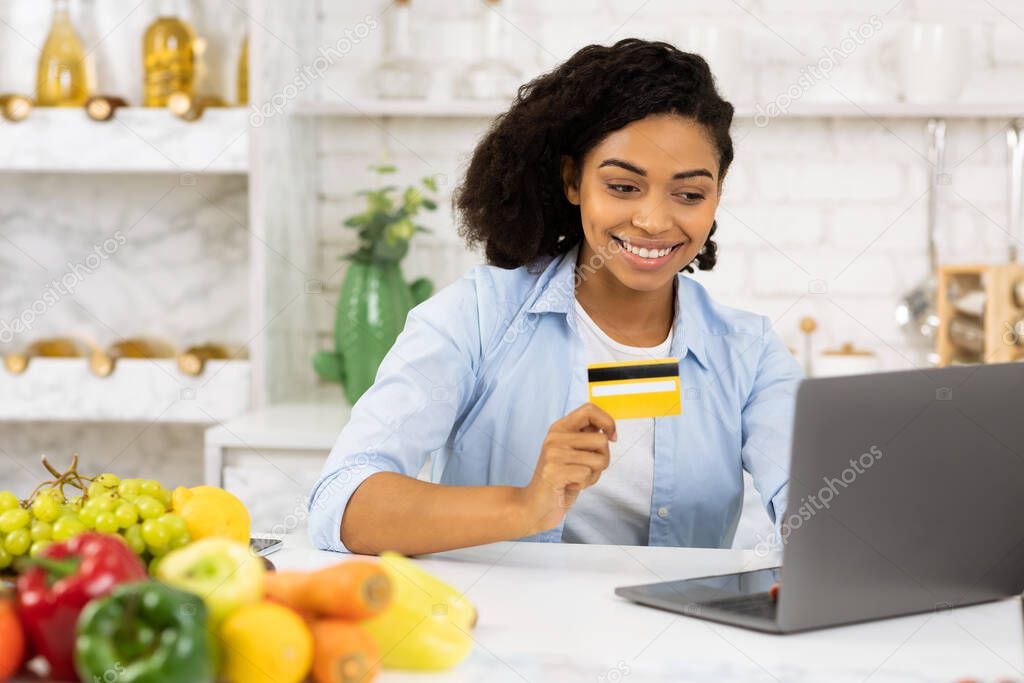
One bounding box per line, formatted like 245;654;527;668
204;401;432;532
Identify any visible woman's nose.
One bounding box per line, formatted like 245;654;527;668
631;200;672;233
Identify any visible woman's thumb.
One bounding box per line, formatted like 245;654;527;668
560;483;580;509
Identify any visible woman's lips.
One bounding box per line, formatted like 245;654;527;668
612;236;684;271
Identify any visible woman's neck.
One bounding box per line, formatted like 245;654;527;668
573;246;676;347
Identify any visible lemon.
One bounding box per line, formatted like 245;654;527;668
220;602;312;683
172;486;251;544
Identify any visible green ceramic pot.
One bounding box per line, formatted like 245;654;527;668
314;259;432;405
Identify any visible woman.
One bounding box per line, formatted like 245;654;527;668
309;38;803;556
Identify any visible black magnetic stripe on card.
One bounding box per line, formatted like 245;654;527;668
587;361;679;383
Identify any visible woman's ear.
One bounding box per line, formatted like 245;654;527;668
560;155;580;205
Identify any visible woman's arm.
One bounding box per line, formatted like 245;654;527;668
340;402;618;556
307;273;489;554
339;473;529;556
339;401;618;557
740;317;805;531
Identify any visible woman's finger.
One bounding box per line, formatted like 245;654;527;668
545;431;612;456
556;402;617;441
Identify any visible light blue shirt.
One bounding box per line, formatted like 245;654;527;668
308;244;803;553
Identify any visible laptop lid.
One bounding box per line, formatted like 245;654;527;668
776;362;1024;631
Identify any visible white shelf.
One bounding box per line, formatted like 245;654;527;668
0;107;249;174
0;358;251;423
293;98;1024;121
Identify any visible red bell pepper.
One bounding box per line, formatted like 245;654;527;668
15;532;147;681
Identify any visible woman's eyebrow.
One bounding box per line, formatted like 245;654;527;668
597;158;714;181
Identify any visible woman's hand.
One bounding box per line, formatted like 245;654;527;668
516;402;617;536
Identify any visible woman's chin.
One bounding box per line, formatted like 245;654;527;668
606;261;678;292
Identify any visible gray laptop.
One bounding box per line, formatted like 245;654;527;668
615;362;1024;633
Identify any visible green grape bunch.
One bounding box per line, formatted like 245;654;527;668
0;453;192;573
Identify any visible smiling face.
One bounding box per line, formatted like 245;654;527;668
562;113;723;293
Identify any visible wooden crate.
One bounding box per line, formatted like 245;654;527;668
935;263;1024;366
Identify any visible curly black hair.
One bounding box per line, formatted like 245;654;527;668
454;38;734;273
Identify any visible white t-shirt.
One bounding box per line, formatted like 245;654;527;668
561;298;673;545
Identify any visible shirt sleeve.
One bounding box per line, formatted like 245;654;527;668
307;274;484;553
740;316;804;535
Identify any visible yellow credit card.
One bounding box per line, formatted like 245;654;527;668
587;357;681;420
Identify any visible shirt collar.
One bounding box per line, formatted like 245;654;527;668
526;244;710;370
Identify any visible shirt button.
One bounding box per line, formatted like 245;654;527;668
657;507;669;519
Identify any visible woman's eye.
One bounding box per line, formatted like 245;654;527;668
607;184;637;193
677;192;705;203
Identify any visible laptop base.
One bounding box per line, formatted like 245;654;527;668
615;568;783;634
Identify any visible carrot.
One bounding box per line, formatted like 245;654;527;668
264;561;391;620
311;619;380;683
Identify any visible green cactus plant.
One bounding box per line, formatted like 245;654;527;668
314;165;437;404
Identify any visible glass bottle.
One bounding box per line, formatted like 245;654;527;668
35;0;89;107
455;0;521;100
374;0;430;99
237;34;248;105
79;0;100;93
143;0;195;107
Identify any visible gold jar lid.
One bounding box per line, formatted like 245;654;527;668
88;98;112;121
85;95;127;122
167;91;193;118
1;94;32;122
177;353;203;376
4;353;28;374
89;351;114;377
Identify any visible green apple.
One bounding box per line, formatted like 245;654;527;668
156;537;264;626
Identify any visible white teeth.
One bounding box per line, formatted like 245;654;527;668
617;237;675;259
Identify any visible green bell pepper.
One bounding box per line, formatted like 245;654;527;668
74;581;214;683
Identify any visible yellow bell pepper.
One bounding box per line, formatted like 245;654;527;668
359;599;473;671
359;552;476;671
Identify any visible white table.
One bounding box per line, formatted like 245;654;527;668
272;534;1024;682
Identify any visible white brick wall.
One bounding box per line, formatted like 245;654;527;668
312;0;1024;374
